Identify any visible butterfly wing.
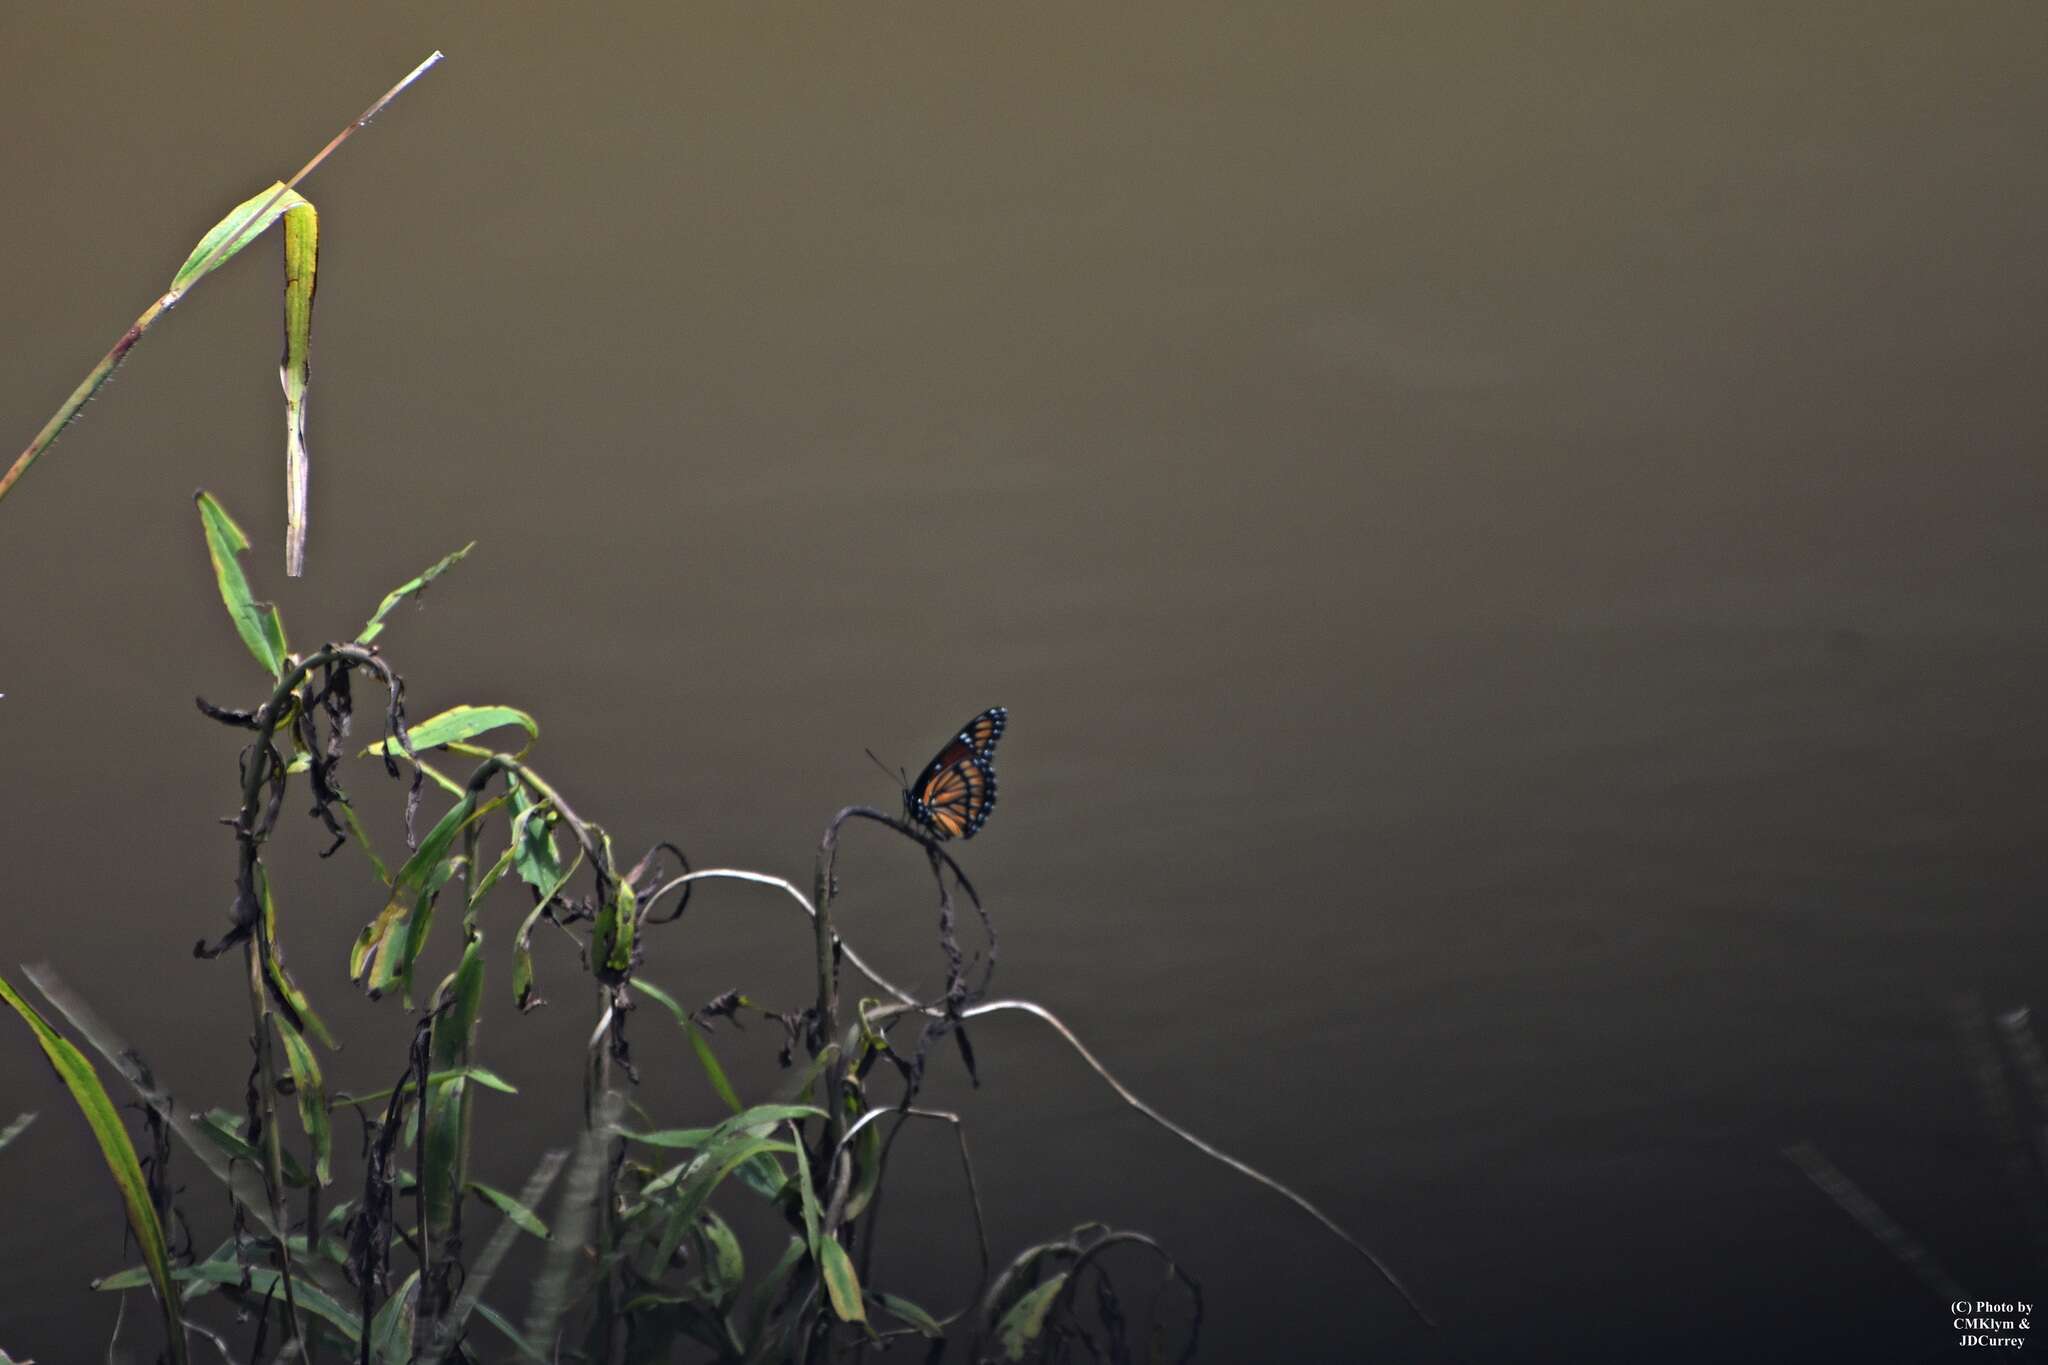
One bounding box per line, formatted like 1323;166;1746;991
906;707;1006;840
960;706;1007;760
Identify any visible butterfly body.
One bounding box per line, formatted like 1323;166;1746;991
903;706;1006;840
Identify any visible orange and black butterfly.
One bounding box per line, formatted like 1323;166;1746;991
901;706;1006;840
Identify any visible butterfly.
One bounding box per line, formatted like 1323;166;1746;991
901;706;1007;840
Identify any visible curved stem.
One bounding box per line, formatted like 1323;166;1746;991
644;860;1435;1328
960;999;1434;1328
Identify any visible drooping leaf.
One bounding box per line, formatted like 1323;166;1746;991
690;1208;745;1308
391;850;466;1005
339;801;391;885
996;1276;1069;1361
509;780;564;891
257;862;335;1049
840;1098;884;1225
872;1291;944;1339
357;542;476;645
194;1109;310;1188
361;704;535;760
818;1237;866;1325
280;198;318;577
195;491;287;678
468;1180;550;1240
511;837;583;1012
0;974;186;1364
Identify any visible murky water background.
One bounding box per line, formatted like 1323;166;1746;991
4;5;2047;1360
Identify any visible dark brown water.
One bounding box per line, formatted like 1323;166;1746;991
4;4;2047;1360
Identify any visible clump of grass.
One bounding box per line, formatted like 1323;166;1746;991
1;57;1430;1365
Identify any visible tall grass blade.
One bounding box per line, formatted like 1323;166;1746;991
195;492;287;678
19;964;350;1303
357;543;476;644
1783;1142;1965;1299
0;973;187;1365
1954;995;2048;1264
0;1112;35;1153
632;978;748;1116
524;1093;619;1344
272;1014;331;1185
421;1150;566;1364
278;200;318;577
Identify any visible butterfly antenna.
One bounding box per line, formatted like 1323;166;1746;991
863;747;904;789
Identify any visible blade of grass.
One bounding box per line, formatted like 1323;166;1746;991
195;492;287;677
0;973;187;1365
279;200;317;576
0;1111;36;1152
357;544;476;645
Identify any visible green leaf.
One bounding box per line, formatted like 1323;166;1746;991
421;938;485;1237
841;1099;884;1224
394;850;466;1006
370;1269;419;1361
509;780;564;891
170;181;310;294
511;837;583;1012
257;862;335;1049
273;1013;331;1185
997;1276;1069;1361
280;199;317;577
0;1111;35;1153
636;978;747;1116
624;1126;719;1150
593;842;636;978
469;1180;550;1239
195;491;287;677
358;542;476;645
339;801;391;885
0;974;186;1365
419;1150;564;1365
350;792;481;995
469;1300;548;1363
819;1236;866;1325
362;704;535;760
645;1135;800;1270
788;1118;823;1262
872;1291;944;1338
690;1208;744;1308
